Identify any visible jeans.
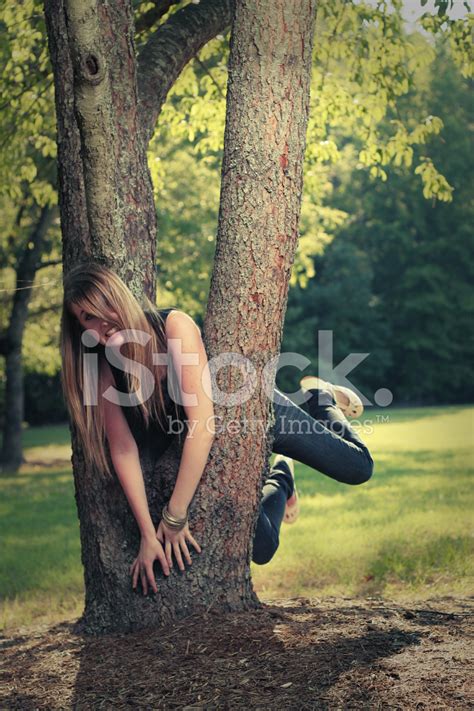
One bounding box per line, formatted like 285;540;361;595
252;386;374;565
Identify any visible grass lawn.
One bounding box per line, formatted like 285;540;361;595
1;405;473;632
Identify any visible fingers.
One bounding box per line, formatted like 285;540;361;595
130;530;202;595
132;561;139;590
154;541;171;577
165;540;173;569
131;562;159;595
186;531;202;554
146;564;158;594
140;567;148;595
180;539;192;567
173;541;185;571
156;526;172;573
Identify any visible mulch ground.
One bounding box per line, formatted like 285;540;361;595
1;596;473;710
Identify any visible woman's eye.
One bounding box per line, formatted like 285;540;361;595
84;314;93;321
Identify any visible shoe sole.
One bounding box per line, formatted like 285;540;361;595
300;375;364;418
273;454;295;476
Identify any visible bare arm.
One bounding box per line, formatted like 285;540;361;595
168;425;214;518
109;447;156;540
165;310;216;519
101;360;170;593
155;310;216;569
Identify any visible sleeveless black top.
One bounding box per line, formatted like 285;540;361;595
105;307;186;457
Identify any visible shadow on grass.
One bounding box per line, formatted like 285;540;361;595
22;457;72;468
1;468;73;485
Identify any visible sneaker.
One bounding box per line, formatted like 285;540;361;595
300;375;364;418
273;455;300;525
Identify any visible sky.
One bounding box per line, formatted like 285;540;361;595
401;0;470;22
360;0;470;24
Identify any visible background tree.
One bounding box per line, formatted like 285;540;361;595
0;1;62;472
279;36;473;405
0;200;58;471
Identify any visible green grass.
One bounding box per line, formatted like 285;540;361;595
0;405;473;632
254;404;474;601
0;461;84;632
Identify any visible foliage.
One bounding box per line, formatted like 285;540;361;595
0;0;56;206
420;0;474;79
309;2;462;202
282;40;474;404
148;35;228;318
277;236;392;399
149;1;472;312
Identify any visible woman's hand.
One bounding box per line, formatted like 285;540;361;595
156;520;202;572
129;535;170;595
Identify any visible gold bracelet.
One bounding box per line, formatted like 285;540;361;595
162;512;187;531
162;504;187;525
162;504;188;531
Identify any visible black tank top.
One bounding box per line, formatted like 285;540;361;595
106;307;186;457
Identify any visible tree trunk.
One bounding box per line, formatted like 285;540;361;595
0;206;55;473
44;0;157;291
199;0;317;609
44;0;316;633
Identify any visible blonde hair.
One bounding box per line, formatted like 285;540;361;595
60;261;178;479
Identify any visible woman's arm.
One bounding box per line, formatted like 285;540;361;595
101;360;170;593
108;445;155;541
156;311;215;568
165;311;216;515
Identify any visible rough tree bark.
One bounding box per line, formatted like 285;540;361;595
198;0;318;614
44;0;157;289
44;0;316;633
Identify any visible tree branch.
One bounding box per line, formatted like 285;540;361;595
137;0;233;142
135;0;181;35
35;258;62;271
1;206;55;353
194;55;225;98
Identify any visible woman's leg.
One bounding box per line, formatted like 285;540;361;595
271;385;374;485
251;384;374;566
252;458;294;565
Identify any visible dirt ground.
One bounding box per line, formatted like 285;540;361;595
1;596;473;710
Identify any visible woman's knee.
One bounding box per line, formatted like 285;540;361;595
349;452;374;485
252;539;279;565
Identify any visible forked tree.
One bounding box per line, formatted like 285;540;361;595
44;0;317;633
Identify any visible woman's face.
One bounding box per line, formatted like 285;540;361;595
68;302;124;347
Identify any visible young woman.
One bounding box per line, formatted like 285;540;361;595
60;262;374;595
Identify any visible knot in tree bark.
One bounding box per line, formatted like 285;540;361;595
78;51;105;85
